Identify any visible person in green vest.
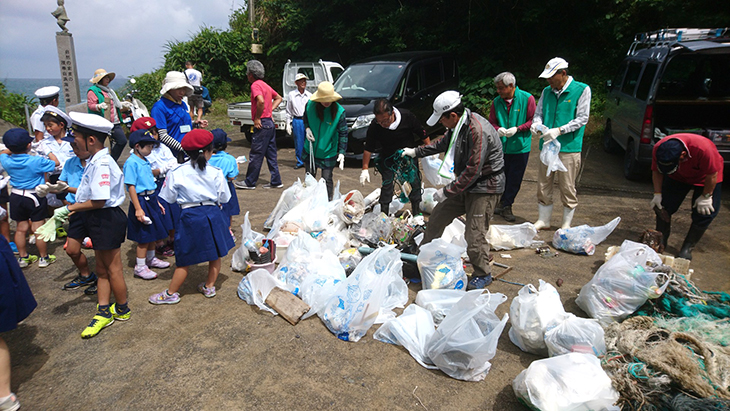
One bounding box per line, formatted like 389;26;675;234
86;68;132;162
530;57;591;230
303;81;347;201
488;72;536;222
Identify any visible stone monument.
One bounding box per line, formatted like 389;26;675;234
53;0;81;106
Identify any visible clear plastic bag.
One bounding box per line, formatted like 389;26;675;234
576;240;668;325
273;231;322;295
417;238;467;290
421;154;449;187
298;250;346;319
264;178;304;229
509;279;568;356
487;222;539;251
237;268;287;316
512;353;620;411
231;211;266;272
374;304;438;369
540;138;568;176
349;212;393;246
338;190;365;224
426;290;509;381
552;217;621;255
544;314;606;357
419;187;439;214
415;289;466;325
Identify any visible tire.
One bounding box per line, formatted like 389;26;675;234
602;121;621;154
242;126;253;143
623;140;643;181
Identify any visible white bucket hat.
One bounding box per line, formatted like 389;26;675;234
295;73;308;81
539;57;569;79
427;90;461;126
159;71;193;96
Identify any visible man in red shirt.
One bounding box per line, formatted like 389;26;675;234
650;133;723;260
235;60;283;190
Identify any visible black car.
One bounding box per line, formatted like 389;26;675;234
333;51;459;158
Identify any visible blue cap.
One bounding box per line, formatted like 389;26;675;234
128;129;158;148
211;128;231;147
2;128;34;151
656;138;685;174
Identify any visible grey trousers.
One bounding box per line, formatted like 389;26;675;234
422;191;500;278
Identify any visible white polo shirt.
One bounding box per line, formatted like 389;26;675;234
39;137;74;172
75;147;126;207
160;161;230;205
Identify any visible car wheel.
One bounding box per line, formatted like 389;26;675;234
602;121;621;154
243;127;253;143
623;140;643;181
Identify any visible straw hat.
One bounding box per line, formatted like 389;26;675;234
89;68;115;84
159;71;193;97
310;81;342;103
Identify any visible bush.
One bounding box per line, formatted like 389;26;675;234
0;82;34;129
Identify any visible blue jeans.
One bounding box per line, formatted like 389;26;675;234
292;118;305;167
244;118;281;187
661;178;721;228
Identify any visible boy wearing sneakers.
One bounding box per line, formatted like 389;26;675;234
0;129;57;268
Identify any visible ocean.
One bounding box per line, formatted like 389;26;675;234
2;77;127;111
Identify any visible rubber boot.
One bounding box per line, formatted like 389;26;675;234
502;205;516;222
655;215;671;249
677;224;707;260
379;202;389;216
534;204;553;230
561;207;575;230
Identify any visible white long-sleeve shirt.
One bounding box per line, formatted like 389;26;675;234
285;89;312;123
533;76;592;134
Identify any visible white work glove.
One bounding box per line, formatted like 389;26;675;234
541;127;561;143
401;148;417;158
121;101;133;111
0;206;5;220
694;196;714;216
35;184;50;198
36;206;71;242
433;188;447;203
504;127;518;138
0;175;10;190
497;127;508;137
48;181;69;193
285;122;293;136
305;128;315;142
649;193;663;210
360;169;370;186
97;102;109;111
337;153;345;170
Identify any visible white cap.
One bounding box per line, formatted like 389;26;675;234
295;73;308;81
69;112;113;134
426;90;461;126
539;57;569;79
34;86;60;99
43;106;73;127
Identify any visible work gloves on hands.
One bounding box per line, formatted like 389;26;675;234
694;196;714;215
401;148;417;158
36;206;71;242
541;128;561;143
497;127;518;138
35;184;50;198
96;102;109;111
649;193;663;210
433;188;447;203
49;181;69;193
285;122;293;136
305;128;315;142
121;101;134;111
360;169;370;186
337;154;345;170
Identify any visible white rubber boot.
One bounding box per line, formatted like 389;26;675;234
534;204;553;230
561;207;575;229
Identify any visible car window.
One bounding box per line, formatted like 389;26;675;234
330;66;343;83
333;63;405;99
636;63;658;101
621;61;642;96
658;53;730;99
612;61;628;90
423;60;442;88
406;66;422;96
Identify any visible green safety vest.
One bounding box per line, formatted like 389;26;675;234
539;80;588;153
493;87;532;154
303;101;345;160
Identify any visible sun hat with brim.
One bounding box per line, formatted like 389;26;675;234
655;138;686;174
69;112;113;136
128;129;159;148
41;106;73;128
310;81;342;103
539;57;569;79
181;129;214;151
131;117;157;132
160;71;193;97
90;68;116;84
427;90;462;126
3;128;34;151
295;73;308;81
34;86;60;99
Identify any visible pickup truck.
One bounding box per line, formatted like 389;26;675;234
228;60;345;142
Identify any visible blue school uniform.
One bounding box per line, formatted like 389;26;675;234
208;151;240;218
1;153;55;221
159;161;234;267
0;235;37;332
123;154;168;244
59;156;85;204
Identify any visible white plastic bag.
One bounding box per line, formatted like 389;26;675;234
419;187;439;214
576;240;668;325
553;217;621;255
318;245;403;342
415;289;466;325
487;222;539;250
274;231;322;295
264;178;304;229
540;138;568;176
298;250;347;319
339;190;365;224
426;290;509;381
417;238;467;290
509;279;568;356
237;269;287;315
374;304;438;369
421;154;449;187
512;353;620;411
544;314;606;357
231;211;266;271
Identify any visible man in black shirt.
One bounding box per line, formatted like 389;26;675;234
360;99;430;215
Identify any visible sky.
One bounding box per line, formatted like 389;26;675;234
0;0;246;80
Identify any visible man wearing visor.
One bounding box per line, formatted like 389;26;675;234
650;133;723;260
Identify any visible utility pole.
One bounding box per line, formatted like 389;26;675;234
249;0;262;54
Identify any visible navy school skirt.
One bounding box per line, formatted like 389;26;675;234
156;178;181;232
174;205;235;267
127;192;169;244
221;181;241;218
0;236;37;332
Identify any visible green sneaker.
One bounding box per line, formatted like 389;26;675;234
111;304;131;321
80;314;114;339
38;254;57;268
17;254;38;268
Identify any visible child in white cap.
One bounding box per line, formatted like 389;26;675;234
29;86;60;142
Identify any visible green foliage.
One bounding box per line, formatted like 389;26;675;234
0;82;34;129
118;69;166;112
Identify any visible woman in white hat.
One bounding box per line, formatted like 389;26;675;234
302;81;347;200
87;68;130;162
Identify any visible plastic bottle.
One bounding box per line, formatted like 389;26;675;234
243;239;260;256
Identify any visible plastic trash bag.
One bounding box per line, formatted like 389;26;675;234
339;190;365;224
264;178;304;229
338;248;362;275
487;222;539;251
417;238;467;290
415;289;466;326
544;314;606;357
301;178;332;232
318;245;403;342
419;187;439;214
237;269;287;316
298;250;346;319
512;353;620;411
274;231;323;295
553;217;621;256
350;212;392;246
426;290;509;381
374;304;438;369
540;138;568;176
421;154;449;187
509;279;568;356
440;218;468;255
576;240;668;325
362;188;381;209
232;211;266;271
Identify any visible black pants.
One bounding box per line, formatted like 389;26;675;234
661;178;721;228
305;160;334;201
109;124;128;161
499;152;530;207
376;154;422;211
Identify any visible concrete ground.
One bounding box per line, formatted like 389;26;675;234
6;134;729;410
